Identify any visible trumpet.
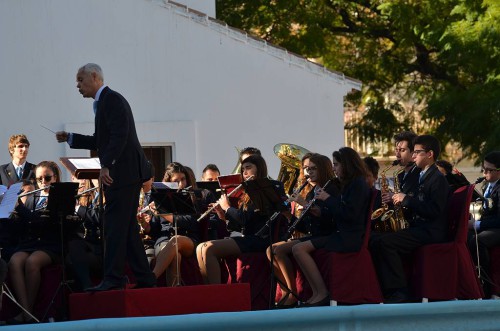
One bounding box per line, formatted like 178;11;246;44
197;175;254;222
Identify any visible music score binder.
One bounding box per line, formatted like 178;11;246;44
150;187;196;215
60;157;101;179
218;174;243;208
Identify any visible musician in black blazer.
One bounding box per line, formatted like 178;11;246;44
370;135;450;303
56;63;154;291
0;134;36;186
292;147;371;307
468;151;500;297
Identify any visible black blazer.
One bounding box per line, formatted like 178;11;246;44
0;161;36;186
398;164;420;195
324;176;371;253
401;164;450;243
71;87;151;188
479;181;500;230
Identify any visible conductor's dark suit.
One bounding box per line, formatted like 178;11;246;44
0;161;36;186
70;86;154;287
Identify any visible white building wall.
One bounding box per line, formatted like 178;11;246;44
0;0;359;179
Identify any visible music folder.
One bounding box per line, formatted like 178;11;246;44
60;157;101;179
217;174;243;207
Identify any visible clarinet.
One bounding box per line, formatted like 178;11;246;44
284;179;332;240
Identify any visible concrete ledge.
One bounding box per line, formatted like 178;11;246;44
8;300;500;331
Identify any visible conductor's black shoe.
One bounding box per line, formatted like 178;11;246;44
384;290;410;304
85;281;124;292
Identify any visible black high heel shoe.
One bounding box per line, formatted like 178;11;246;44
275;292;298;309
298;294;331;308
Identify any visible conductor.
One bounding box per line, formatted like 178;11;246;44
56;63;155;291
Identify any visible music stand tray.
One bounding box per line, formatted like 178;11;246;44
46;182;80;217
150;188;196;215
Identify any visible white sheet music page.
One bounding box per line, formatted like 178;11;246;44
69;158;101;170
0;182;23;218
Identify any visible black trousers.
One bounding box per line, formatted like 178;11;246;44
468;228;500;295
102;182;155;285
370;230;424;293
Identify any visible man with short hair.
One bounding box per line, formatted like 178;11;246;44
201;164;220;182
0;134;36;186
56;63;155;291
370;134;450;303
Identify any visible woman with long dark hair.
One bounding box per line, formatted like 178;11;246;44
292;147;370;307
197;154;286;284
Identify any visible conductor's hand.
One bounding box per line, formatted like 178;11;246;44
100;167;113;186
56;131;68;143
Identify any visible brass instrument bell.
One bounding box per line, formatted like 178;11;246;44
273;143;311;195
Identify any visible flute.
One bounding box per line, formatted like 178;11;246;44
197;175;254;222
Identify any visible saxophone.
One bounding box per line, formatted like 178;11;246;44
372;160;400;232
392;167;409;230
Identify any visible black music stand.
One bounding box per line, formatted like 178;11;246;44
196;181;221;200
42;182;79;322
150;187;197;286
244;178;292;309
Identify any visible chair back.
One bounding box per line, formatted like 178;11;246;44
447;184;475;243
362;189;378;247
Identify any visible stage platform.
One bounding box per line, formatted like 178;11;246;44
4;300;500;331
69;283;251;320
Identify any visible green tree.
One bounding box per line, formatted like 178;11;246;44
217;0;500;160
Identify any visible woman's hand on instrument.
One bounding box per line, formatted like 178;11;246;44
211;203;226;221
315;188;330;201
287;193;307;207
218;194;230;212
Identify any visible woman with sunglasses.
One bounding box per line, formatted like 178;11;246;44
197;154;287;284
266;153;339;308
292;147;371;307
8;161;62;324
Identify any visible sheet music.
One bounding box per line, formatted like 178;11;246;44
69;157;101;170
0;182;23;218
153;182;179;190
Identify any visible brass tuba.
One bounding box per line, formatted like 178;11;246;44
231;146;242;174
274;143;311;195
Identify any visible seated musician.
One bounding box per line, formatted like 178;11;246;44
139;162;214;285
197;154;287;284
267;153;339;308
468;151;500;298
66;178;103;292
292;147;370;307
8;161;62;324
0;134;36;186
370;135;450;303
201;164;220;182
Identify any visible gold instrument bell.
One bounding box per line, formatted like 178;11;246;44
274;143;311;195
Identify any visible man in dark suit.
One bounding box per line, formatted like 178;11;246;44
56;63;155;291
0;134;36;186
468;151;500;298
370;135;450;303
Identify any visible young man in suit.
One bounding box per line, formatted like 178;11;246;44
468;151;500;298
0;134;36;186
370;135;450;303
56;63;155;291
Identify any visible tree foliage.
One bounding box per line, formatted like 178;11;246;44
217;0;500;159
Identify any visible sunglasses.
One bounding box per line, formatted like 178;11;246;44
36;175;54;183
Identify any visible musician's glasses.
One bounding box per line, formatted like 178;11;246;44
36;175;53;183
482;167;500;174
